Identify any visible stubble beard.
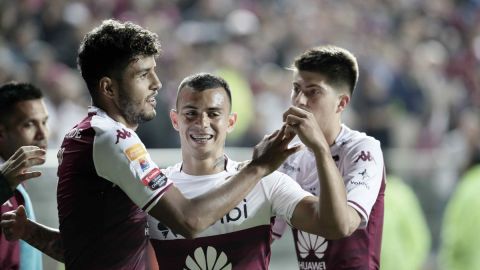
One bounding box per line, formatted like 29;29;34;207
118;89;156;125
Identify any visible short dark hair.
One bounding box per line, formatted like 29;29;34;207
0;82;43;124
77;19;161;97
293;45;359;95
177;73;232;110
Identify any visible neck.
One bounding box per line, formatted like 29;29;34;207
93;101;138;130
325;121;342;146
181;153;225;176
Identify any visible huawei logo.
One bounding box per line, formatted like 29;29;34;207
297;231;327;259
184;246;232;270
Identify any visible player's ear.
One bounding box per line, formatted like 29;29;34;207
99;77;115;100
170;109;180;131
336;94;350;113
227;112;237;133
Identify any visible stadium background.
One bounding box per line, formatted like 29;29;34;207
1;0;480;269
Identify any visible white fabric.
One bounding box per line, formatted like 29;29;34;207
149;158;312;239
278;124;384;229
90;107;172;212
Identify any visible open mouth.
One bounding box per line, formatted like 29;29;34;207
147;96;157;107
190;134;214;143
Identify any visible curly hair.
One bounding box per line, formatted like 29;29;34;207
77;19;161;96
293;45;359;95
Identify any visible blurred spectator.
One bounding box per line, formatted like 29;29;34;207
439;163;480;270
381;175;431;270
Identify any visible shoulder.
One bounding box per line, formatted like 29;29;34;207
261;170;296;185
336;126;383;158
161;163;182;178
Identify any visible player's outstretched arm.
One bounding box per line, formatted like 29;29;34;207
284;106;361;239
150;126;300;238
0;146;45;203
0;205;64;262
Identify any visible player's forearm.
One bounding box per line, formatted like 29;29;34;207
23;219;64;262
186;163;268;233
314;149;355;238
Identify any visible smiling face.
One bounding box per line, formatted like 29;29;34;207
291;69;349;136
0;99;49;159
171;86;236;161
112;55;162;126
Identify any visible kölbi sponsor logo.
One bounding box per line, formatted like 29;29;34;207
220;199;247;224
184;246;231;270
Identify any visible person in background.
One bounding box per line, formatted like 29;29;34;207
0;82;50;269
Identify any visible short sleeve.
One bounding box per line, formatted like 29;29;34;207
343;138;385;228
92;121;172;212
262;172;313;225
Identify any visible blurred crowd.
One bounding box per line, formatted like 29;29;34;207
1;0;480;268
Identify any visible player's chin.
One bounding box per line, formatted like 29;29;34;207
139;110;156;122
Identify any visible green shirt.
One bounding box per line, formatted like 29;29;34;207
440;165;480;270
381;175;431;270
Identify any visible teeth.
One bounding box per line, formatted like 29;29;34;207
191;135;213;140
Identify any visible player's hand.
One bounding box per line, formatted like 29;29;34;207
0;146;46;191
250;125;301;175
283;106;329;153
0;205;28;241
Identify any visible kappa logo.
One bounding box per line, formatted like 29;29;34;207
184;246;232;270
354;151;374;163
115;128;131;144
297;231;327;259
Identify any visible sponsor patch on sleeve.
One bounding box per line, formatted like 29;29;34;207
141;168;168;190
125;143;147;161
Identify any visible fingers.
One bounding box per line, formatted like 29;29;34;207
16;205;26;219
282;106;309;122
9;149;46;177
285;144;303;156
16;171;42;182
10;146;44;161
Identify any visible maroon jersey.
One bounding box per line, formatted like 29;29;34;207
273;125;386;270
57;107;172;270
0;191;23;270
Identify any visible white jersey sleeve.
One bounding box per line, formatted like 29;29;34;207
261;171;313;225
92;117;172;212
343;137;384;228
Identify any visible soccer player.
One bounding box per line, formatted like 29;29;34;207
147;72;353;269
52;19;297;270
0;82;49;269
273;45;386;270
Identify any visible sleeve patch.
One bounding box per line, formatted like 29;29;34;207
125;143;147;161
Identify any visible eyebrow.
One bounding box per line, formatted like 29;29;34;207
135;68;151;74
294;82;324;90
181;105;224;111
